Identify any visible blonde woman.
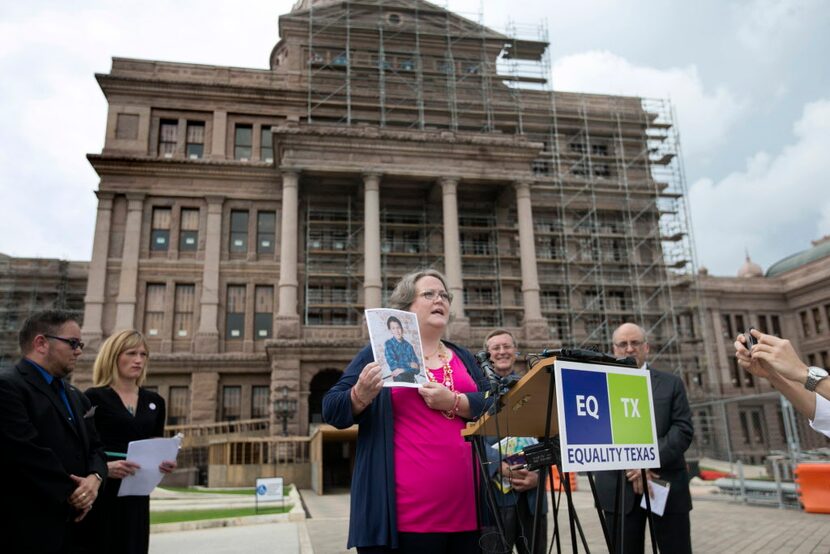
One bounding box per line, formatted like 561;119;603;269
83;330;175;554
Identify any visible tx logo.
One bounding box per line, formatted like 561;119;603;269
620;397;640;418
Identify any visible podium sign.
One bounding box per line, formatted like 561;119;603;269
555;360;660;472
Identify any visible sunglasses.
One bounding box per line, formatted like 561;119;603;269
45;335;85;350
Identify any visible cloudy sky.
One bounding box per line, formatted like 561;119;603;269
1;0;828;276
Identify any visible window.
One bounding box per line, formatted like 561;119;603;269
729;357;741;387
252;386;270;418
257;211;276;254
173;284;195;338
260;127;273;162
234;124;252;160
179;208;199;251
757;314;768;334
771;315;782;337
739;412;751;444
813;307;823;334
750;410;765;444
254;286;273;339
158;119;177;157
230;210;249;253
541;290;563;311
221;386;241;421
800;311;811;337
734;314;745;333
186;121;205;159
226;285;246;339
151;207;172;251
721;314;734;340
167;386;190;425
144;284;166;337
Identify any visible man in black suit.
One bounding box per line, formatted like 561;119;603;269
594;323;694;554
0;310;107;553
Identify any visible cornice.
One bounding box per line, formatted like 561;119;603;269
87;153;278;180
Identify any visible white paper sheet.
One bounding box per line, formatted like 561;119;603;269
639;478;670;516
117;436;181;497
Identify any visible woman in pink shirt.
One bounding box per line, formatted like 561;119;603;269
323;269;488;553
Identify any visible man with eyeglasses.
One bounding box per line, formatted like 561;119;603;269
0;310;106;553
594;323;694;554
480;329;548;554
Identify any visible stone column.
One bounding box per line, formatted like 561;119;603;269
276;170;301;338
440;177;470;340
190;371;219;423
363;173;382;309
195;196;224;354
114;193;145;331
515;181;549;340
82;191;114;350
210;109;227;160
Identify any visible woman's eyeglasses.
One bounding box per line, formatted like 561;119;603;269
418;290;453;303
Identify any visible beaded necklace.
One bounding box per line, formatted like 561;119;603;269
425;343;454;391
425;343;458;419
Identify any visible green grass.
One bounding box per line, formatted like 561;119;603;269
150;505;292;524
160;485;292;496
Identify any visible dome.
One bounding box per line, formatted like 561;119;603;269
737;254;763;278
766;236;830;277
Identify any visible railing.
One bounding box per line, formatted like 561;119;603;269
165;418;270;448
209;437;311;466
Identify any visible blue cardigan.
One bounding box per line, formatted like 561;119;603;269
322;340;488;549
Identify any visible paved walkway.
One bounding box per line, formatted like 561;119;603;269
299;483;830;553
148;484;830;553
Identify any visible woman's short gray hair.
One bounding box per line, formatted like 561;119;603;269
388;269;449;311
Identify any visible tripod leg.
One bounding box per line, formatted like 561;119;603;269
560;469;591;553
549;466;562;554
640;469;659;554
473;436;510;552
587;472;612;553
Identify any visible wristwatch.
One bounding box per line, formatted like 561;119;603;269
805;366;829;391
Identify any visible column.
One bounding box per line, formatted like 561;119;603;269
363;173;382;309
210;109;227;160
114;193;145;331
81;191;114;350
190;371;219;423
440;177;470;340
515;181;549;340
276;170;301;338
195;195;224;353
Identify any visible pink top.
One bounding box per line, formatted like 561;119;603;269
391;352;478;533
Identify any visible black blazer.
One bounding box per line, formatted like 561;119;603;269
0;359;107;553
594;365;694;515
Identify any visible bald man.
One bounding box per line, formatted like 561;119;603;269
594;323;694;554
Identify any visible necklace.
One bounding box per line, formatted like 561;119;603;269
425;344;454;390
425;344;457;419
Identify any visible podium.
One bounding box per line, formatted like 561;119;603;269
462;357;559;439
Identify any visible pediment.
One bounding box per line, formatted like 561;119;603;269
284;0;507;41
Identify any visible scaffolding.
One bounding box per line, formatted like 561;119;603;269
285;0;700;377
0;255;86;369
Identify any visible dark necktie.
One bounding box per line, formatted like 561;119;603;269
50;378;76;424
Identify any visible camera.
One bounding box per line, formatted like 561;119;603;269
744;327;758;349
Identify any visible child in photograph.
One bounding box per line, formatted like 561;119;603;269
384;316;420;383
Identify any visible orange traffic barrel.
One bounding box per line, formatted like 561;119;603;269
546;466;578;492
795;463;830;514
